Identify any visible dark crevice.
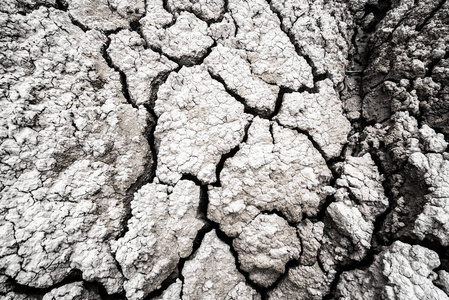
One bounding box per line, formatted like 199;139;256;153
347;25;369;73
129;19;141;32
207;70;269;118
186;41;217;67
142;270;179;300
83;281;126;300
142;67;182;185
6;270;82;297
114;195;133;241
143;108;161;183
266;0;332;92
178;229;211;296
175;222;213;299
54;0;68;11
116;157;154;240
99;36;156;243
425;56;444;78
142;222;213;300
368;154;401;247
146;41;216;68
4;270;126;299
361;0;393;32
268;87;294;120
212;120;251;187
104;27;128;36
199;186;266;296
259;209;296;228
315;194;337;222
197;184;210;221
322;273;340;300
161;0;171;15
179;173;203;186
148;69;181;109
415;0;447;32
171;178;267;298
273;119;336;173
101;38;137;109
69;15;89;32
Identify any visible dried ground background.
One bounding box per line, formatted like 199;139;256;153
1;0;449;299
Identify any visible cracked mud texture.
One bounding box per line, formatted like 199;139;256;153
1;0;449;299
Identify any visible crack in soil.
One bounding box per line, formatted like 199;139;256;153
3;269;127;300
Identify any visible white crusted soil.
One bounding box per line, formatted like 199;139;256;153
0;7;150;294
208;117;333;237
233;213;301;287
1;0;449;298
112;180;204;300
336;241;448;300
154;65;252;184
276;79;351;159
182;230;261;300
204;44;279;116
107;29;178;106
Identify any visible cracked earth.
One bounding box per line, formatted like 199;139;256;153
1;0;449;299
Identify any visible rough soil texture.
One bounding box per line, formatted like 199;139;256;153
1;0;448;299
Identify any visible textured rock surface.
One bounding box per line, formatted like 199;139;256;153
42;282;102;300
142;11;214;65
319;153;389;270
0;7;149;294
334;153;389;222
112;180;204;299
204;44;279;116
409;152;449;246
149;279;182;300
67;0;145;31
336;241;448;300
270;0;353;85
268;262;333;300
208;117;332;237
154;66;252;184
297;219;324;266
233;213;301;287
182;230;260;300
107;30;178;106
167;0;225;22
225;0;314;90
2;0;449;299
276;79;351;159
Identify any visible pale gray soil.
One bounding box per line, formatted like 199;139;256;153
1;0;448;299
